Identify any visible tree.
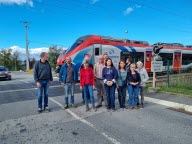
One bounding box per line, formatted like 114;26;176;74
48;45;64;69
0;49;12;69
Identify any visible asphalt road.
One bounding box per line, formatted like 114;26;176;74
0;72;192;144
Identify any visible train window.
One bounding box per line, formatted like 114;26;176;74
120;52;144;64
95;48;99;56
182;54;192;65
159;53;173;66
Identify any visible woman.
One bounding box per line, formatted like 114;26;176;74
127;63;141;109
136;61;149;108
116;60;127;109
80;61;96;112
102;58;117;111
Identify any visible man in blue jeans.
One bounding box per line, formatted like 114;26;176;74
59;57;78;109
34;52;53;113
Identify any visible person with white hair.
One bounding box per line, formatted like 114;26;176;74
136;61;149;108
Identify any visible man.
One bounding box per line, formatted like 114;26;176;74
94;55;106;108
59;57;78;109
103;53;108;65
34;52;53;113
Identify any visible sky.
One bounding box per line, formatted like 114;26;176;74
0;0;192;60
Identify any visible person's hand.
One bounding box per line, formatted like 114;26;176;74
61;82;65;86
50;81;53;86
36;82;41;88
80;86;83;90
107;81;113;86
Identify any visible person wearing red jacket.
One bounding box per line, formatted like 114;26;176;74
80;61;96;112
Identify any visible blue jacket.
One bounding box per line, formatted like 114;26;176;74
102;66;118;83
59;63;78;83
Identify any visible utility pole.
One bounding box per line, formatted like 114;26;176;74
125;30;128;40
21;21;30;71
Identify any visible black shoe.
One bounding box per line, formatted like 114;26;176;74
96;104;102;108
64;104;68;109
101;97;104;102
141;103;144;108
86;106;89;112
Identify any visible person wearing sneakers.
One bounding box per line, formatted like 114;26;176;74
34;52;53;113
136;61;149;108
94;55;106;108
59;57;78;109
127;63;141;110
80;61;96;112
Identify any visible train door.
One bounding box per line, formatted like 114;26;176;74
145;49;152;72
93;44;102;65
173;50;181;71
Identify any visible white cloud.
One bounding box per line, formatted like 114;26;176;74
0;0;33;7
135;4;141;8
123;4;141;16
124;7;133;15
90;0;99;5
10;46;49;60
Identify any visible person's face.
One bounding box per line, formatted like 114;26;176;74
120;61;125;68
106;59;112;66
42;53;48;61
99;58;104;63
104;54;108;60
66;57;71;64
84;63;89;68
137;63;142;69
130;65;135;71
126;59;130;64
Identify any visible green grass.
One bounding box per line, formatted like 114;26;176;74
158;85;192;97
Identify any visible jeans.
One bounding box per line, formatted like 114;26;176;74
64;83;75;105
128;84;139;106
37;80;50;109
104;83;116;109
83;85;95;107
118;85;127;108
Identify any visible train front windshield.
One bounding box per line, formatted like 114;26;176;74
64;40;84;55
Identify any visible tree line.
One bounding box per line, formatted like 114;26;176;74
0;45;65;71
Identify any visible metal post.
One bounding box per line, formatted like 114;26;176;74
153;71;156;88
167;60;170;87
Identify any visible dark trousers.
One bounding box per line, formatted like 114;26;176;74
118;85;127;108
82;90;90;100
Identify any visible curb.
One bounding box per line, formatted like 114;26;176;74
145;97;192;113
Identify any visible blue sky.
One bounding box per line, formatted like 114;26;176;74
0;0;192;54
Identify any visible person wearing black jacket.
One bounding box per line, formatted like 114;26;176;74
127;63;141;109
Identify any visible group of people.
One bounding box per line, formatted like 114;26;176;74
34;52;149;113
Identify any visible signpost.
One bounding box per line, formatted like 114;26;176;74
151;61;163;88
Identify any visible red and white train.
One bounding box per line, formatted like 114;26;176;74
57;35;192;73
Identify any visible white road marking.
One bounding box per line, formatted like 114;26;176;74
49;97;121;144
19;80;29;83
0;85;63;93
145;97;192;113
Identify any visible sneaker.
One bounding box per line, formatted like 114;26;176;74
38;108;42;113
82;100;85;104
64;104;68;109
111;108;115;112
92;107;97;112
86;106;89;112
140;104;144;109
71;104;76;108
96;104;102;108
45;107;50;112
